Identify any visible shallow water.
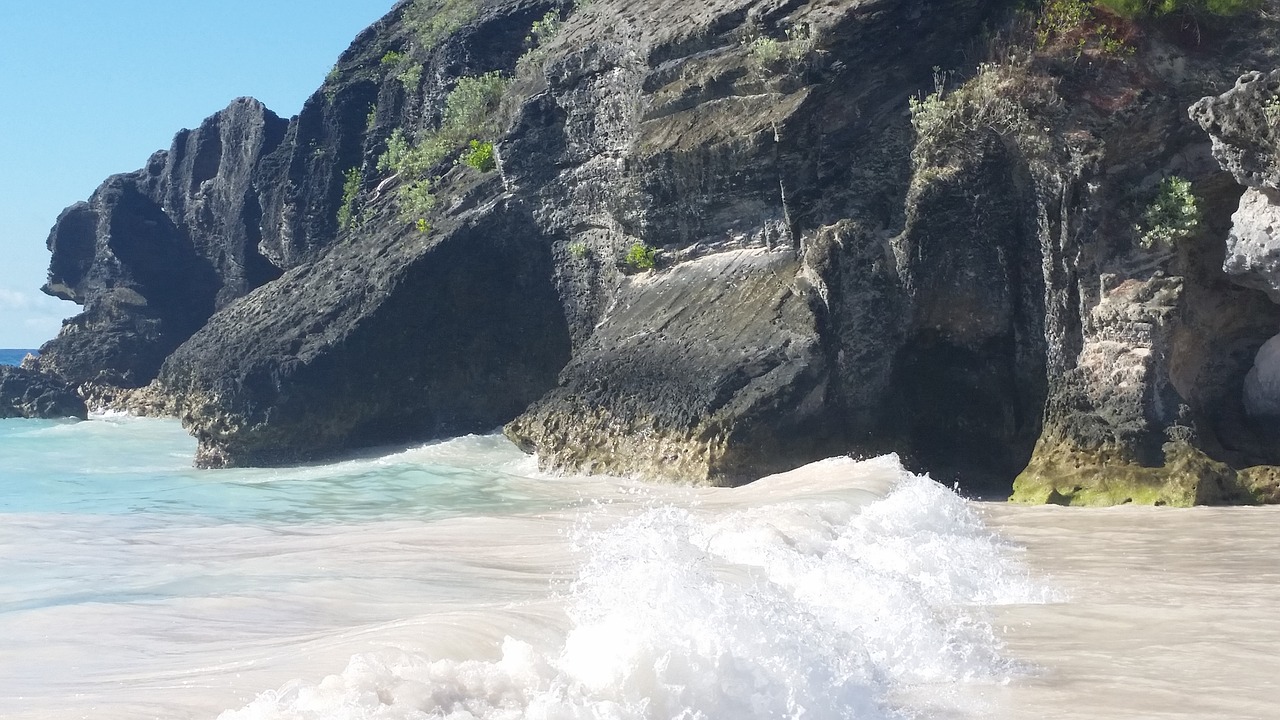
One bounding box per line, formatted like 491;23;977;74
0;415;1275;719
979;503;1280;720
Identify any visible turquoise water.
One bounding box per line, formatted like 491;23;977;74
0;348;35;366
0;415;1053;720
0;416;559;523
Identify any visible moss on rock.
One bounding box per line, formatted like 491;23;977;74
1011;440;1263;506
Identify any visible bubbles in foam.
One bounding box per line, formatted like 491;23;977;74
221;458;1053;720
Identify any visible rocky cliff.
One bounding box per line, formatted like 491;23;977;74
23;0;1280;503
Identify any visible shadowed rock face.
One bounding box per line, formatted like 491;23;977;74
29;0;1280;502
0;366;86;420
1190;68;1280;501
159;194;572;468
35;98;287;387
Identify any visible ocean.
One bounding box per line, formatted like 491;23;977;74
0;349;36;367
0;415;1276;719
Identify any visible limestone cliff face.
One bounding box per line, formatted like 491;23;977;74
30;0;1280;502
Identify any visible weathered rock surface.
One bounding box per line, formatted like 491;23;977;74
160;190;571;467
508;248;835;485
28;0;1280;503
0;366;86;420
1192;70;1280;303
1244;332;1280;417
1221;187;1280;301
34;98;287;387
1190;69;1280;190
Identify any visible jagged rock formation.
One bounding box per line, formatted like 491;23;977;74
1014;53;1280;506
27;0;1280;503
35;99;288;387
0;366;86;420
1191;71;1280;433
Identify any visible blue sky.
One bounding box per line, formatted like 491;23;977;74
0;1;396;348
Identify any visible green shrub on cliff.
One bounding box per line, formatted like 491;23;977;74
1036;0;1130;54
1138;176;1200;249
440;72;508;140
337;167;362;230
406;0;479;50
1265;95;1280;126
376;72;510;226
1093;0;1259;18
625;242;657;270
746;25;814;73
401;179;438;224
908;63;1053;166
399;64;423;93
460;140;496;172
517;10;562;73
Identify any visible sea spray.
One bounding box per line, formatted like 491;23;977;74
221;457;1054;720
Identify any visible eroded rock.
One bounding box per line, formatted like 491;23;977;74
507;248;833;486
0;366;86;420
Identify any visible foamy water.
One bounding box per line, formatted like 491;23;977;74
2;416;1274;719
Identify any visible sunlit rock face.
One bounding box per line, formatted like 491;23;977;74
1223;188;1280;302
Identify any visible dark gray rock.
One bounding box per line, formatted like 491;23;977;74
0;366;86;420
35;98;288;387
29;0;1280;506
508;248;836;485
159;191;571;467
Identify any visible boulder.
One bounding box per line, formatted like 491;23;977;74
0;366;86;420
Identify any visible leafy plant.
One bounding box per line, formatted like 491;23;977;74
746;25;814;73
1266;95;1280;127
336;167;363;230
380;50;405;66
440;72;509;140
376;72;510;225
460;140;496;171
908;63;1044;155
365;105;378;131
401;179;438;224
568;241;589;259
1093;0;1259;18
625;242;657;270
517;10;563;73
1035;0;1130;54
1138;176;1200;249
399;64;423;93
405;0;480;50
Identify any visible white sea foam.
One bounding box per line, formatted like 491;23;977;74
219;458;1051;720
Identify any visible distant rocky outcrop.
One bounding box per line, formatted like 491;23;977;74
28;0;1280;503
34;99;287;387
0;366;86;420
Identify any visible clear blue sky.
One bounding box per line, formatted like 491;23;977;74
0;1;396;348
